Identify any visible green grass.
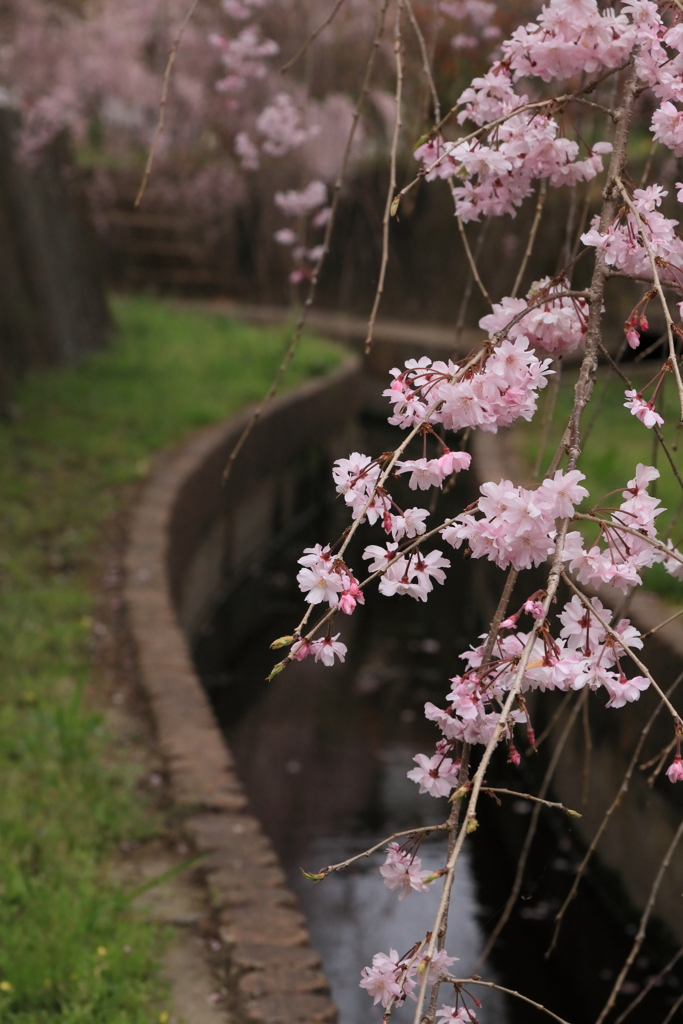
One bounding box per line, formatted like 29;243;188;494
0;296;344;1021
513;363;683;603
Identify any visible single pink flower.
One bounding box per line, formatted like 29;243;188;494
666;756;683;783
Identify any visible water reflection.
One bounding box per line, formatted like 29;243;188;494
194;416;683;1024
291;743;507;1024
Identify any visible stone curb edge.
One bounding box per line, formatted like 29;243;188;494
124;360;363;1024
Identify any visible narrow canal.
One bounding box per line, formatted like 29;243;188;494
193;412;683;1024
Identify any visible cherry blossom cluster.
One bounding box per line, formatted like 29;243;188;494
502;0;635;83
210;24;278;97
385;343;553;434
581;185;683;285
411;593;648;785
273;180;330;283
360;946;459;1009
379;842;433;899
414;62;613;221
562;465;683;591
441;469;589;572
479;278;588;356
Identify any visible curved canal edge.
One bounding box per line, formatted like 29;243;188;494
124;357;363;1024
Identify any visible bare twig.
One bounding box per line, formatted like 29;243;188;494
405;0;440;122
613;943;683;1024
365;0;404;354
573;513;683;569
484;788;580;816
561;573;682;726
280;0;349;73
134;0;200;208
411;63;641;1024
529;690;574;754
456;215;492;306
595;820;683;1024
661;991;683;1024
444;978;574;1024
581;690;592;807
615;177;683;424
641;606;683;639
311;823;448;877
547;671;683;957
475;689;586;969
512;178;548;298
453;217;490;348
533;357;562;480
596;341;683;496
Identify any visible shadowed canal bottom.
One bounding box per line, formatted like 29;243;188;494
193;414;683;1024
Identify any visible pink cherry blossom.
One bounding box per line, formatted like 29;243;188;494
624;390;664;429
296;564;344;606
407;752;461;797
311;634;347;667
666;756;683;783
437;1004;477;1023
420;949;459;984
379;843;431;899
339;580;365;615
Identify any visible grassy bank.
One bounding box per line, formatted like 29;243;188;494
0;296;343;1022
513;362;683;602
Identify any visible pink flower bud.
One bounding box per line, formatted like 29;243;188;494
292;639;312;661
339;591;357;615
666;756;683;783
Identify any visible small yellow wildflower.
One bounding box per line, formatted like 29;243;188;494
159;1012;169;1023
0;981;13;992
96;946;107;957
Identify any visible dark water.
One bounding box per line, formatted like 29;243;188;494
194;414;683;1024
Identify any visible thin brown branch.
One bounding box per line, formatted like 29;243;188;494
529;690;574;754
365;0;404;354
547;671;683;957
453;217;490;349
641;606;683;639
561;573;682;725
533;357;562;480
512;177;548;298
457;215;492;306
312;823;448;877
595;820;683;1024
412;62;641;1024
661;991;683;1024
444;978;574;1024
405;0;440;122
280;0;348;73
135;0;200;208
615;177;683;424
484;788;580;816
411;514;575;1024
475;689;586;969
596;341;683;496
614;944;683;1024
581;690;592;807
639;139;659;189
573;512;683;568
